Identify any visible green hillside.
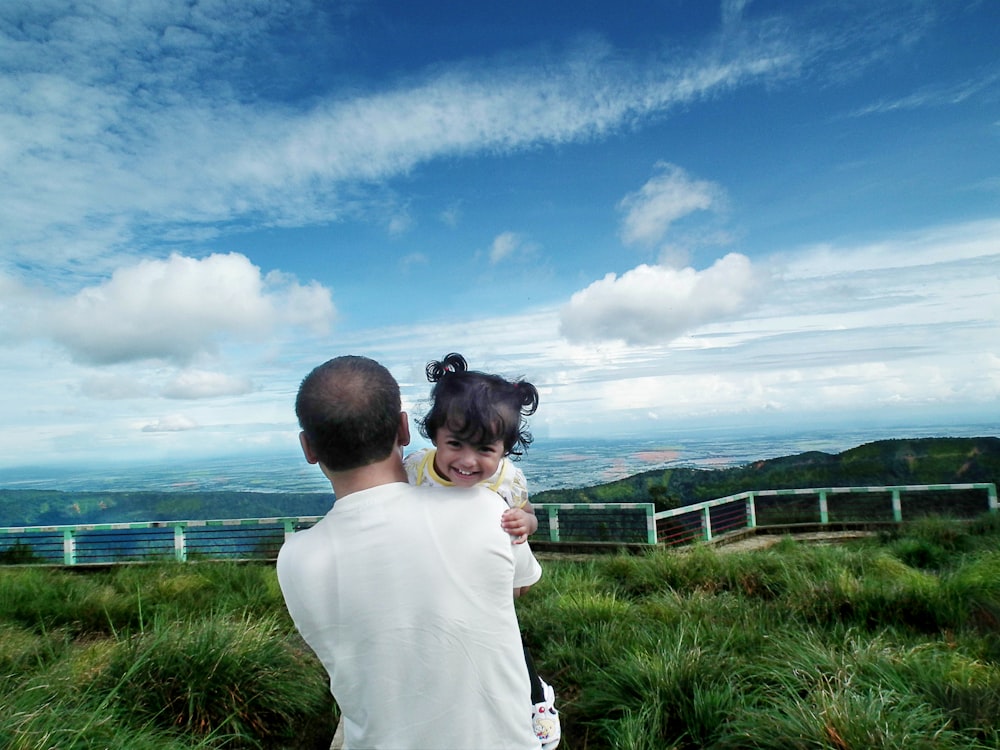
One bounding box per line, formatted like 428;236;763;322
533;436;1000;510
0;489;331;528
2;436;996;528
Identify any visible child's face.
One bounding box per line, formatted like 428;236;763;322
432;427;504;487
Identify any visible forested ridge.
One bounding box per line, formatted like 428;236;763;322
0;490;332;528
1;436;997;527
533;436;1000;511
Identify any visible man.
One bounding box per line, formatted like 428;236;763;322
277;356;542;749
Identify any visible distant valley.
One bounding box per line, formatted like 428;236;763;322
1;437;997;528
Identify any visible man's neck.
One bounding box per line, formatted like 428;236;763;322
328;453;408;500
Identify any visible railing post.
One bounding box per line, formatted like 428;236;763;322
645;504;657;544
549;507;560;543
283;519;295;540
63;528;76;566
818;490;829;525
173;523;186;562
746;493;757;529
988;484;998;512
891;489;903;522
702;506;712;542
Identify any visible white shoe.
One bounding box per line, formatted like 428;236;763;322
532;679;560;749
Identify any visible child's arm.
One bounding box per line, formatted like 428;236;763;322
501;503;537;543
500;466;537;543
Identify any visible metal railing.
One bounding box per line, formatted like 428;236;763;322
535;502;657;544
0;484;995;565
0;503;657;565
654;482;998;546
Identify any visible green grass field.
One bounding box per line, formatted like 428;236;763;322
2;513;999;749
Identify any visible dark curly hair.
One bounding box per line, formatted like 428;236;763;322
418;353;539;458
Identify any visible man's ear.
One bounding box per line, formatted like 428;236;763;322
299;431;320;465
398;412;411;447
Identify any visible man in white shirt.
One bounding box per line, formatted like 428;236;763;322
277;355;542;749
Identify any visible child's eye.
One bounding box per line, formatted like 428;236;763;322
445;440;462;449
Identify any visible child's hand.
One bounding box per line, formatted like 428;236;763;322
501;507;536;544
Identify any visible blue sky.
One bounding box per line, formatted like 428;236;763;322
1;0;998;469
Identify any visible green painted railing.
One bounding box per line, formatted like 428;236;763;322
534;502;657;544
0;484;995;564
0;517;313;566
0;503;657;565
654;482;998;546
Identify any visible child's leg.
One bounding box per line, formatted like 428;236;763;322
523;644;545;704
524;638;561;747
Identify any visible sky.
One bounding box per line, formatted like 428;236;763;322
1;0;998;470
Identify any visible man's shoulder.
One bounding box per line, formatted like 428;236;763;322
410;485;510;532
276;512;328;559
416;482;505;505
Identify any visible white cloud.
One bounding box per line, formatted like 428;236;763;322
618;163;723;247
848;69;1000;117
440;202;463;227
776;219;1000;279
141;415;199;433
0;5;799;272
9;253;334;365
400;252;429;270
1;218;996;466
162;370;255;400
722;0;751;27
490;231;524;264
387;212;413;236
559;253;760;344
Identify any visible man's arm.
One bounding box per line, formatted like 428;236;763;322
510;535;542;596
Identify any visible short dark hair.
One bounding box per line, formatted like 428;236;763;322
418;353;539;458
295;356;401;471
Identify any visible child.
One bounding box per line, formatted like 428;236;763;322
404;352;561;749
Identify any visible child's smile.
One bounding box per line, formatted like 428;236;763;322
433;428;504;487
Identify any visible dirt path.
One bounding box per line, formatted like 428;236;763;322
535;530;876;562
713;530;875;553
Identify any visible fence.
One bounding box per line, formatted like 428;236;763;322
0;518;320;566
0;484;995;565
654;482;998;546
0;503;657;566
535;502;656;544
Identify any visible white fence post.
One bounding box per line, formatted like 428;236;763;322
173;523;186;562
818;490;829;525
62;529;76;566
891;489;903;522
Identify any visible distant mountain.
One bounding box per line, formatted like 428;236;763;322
0;489;331;528
532;436;1000;511
1;437;997;528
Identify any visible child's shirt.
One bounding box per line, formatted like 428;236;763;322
404;447;529;509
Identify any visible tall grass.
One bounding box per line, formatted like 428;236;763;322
517;513;1000;749
1;515;998;748
0;562;334;749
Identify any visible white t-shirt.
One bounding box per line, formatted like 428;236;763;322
277;481;542;750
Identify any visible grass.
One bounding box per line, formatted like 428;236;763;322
0;562;335;749
0;514;998;748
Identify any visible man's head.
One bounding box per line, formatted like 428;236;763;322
295;356;403;471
